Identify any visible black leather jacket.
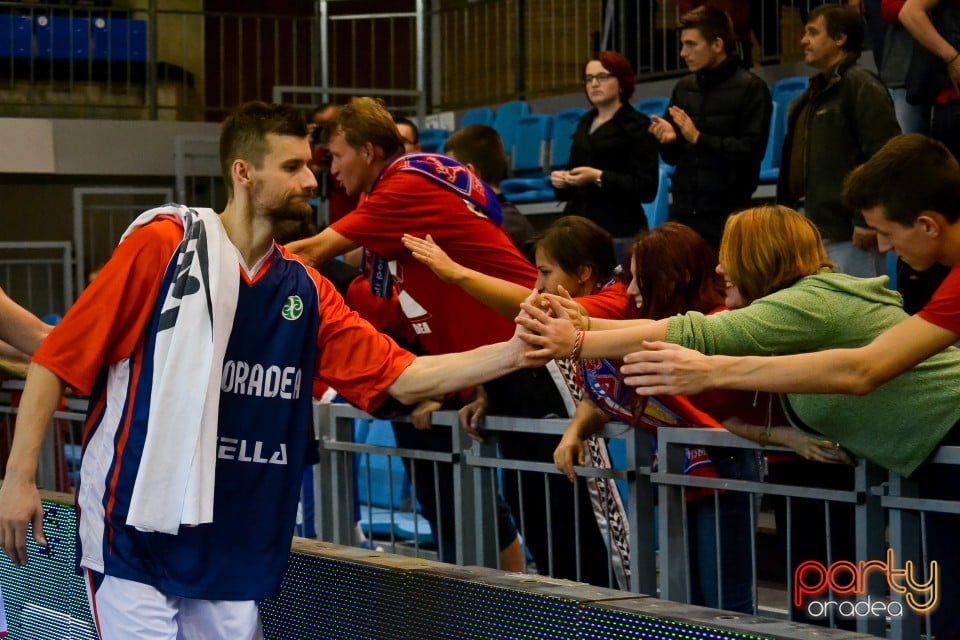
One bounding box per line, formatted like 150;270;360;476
777;55;901;241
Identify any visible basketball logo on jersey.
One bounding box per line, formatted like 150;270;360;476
282;295;303;320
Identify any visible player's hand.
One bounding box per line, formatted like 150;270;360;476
512;290;552;368
516;295;579;361
0;476;45;567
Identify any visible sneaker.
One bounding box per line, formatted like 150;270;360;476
353;521;383;552
358;539;384;552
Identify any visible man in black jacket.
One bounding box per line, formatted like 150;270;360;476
649;5;772;250
778;4;900;277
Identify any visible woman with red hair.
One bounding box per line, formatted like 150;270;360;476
550;51;659;240
554;222;772;613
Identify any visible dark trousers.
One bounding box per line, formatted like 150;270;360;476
391;421;518;564
486;368;617;588
767;460;857;628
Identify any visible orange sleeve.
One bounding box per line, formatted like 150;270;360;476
297;256;416;413
33;218;182;395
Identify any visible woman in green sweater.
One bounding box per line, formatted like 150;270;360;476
519;204;960;633
521;205;960;476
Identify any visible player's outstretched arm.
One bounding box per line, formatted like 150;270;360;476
387;291;550;404
0;363;65;566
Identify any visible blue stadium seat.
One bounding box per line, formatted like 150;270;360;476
461;107;495;128
758;101;782;185
885;252;898;290
35;15;90;60
646;166;671;229
499;114;554;204
354;418;433;544
355;419;409;510
92;17;147;62
510;114;552;177
771;76;809;110
419;128;451;154
549;108;586;169
761;77;808;184
771;77;807;128
0;15;33;58
493;100;531;159
633;97;674;174
634;96;670;120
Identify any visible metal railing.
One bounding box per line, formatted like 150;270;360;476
3;387;948;638
0;241;73;318
310;404;956;640
71;186;173;294
0;0;854;120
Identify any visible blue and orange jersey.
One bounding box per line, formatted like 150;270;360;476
34;211;414;600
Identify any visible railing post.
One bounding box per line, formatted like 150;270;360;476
626;426;656;594
657;430;689;602
312;1;324;88
415;0;426;126
457;421;497;567
888;472;923;640
317;406;356;546
514;0;525;101
855;460;887;637
319;1;330;104
146;0;158;120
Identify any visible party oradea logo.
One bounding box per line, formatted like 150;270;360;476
794;549;938;619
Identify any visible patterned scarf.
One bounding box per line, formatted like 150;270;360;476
578;358;722;502
367;153;502;298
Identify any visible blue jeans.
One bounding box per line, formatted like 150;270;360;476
687;448;761;613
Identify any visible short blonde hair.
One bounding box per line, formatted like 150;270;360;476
322;97;404;158
718;205;835;304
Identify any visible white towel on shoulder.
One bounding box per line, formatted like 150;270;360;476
123;205;239;534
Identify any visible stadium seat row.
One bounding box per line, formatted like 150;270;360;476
0;14;146;62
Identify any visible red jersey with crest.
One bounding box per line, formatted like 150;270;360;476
331;155;537;354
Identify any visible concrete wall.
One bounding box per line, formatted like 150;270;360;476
0;117;219;242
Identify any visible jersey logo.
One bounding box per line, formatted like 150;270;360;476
282;295;303;320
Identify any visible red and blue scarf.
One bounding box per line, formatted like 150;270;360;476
368;153;503;298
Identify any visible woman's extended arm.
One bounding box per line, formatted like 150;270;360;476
402;233;530;319
723;417;853;465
